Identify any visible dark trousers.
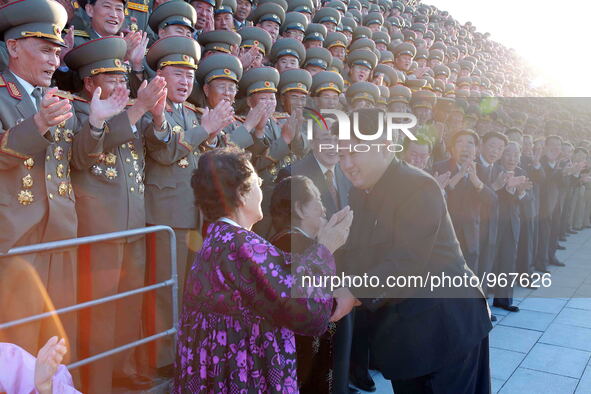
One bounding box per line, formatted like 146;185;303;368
332;312;354;394
391;336;491;394
350;307;372;377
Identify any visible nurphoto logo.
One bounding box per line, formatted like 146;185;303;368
305;109;418;152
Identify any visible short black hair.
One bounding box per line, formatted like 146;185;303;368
270;176;318;232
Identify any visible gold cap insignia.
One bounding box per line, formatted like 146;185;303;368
223;68;231;75
114;59;122;67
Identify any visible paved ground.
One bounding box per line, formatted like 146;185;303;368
362;228;591;394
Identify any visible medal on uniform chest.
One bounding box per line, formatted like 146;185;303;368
17;190;34;205
21;174;33;189
58;182;69;196
53;146;64;160
23;158;34;169
105;167;118;180
177;158;189;168
133;160;140;171
105;153;117;165
54;128;61;143
56;163;65;178
91;165;103;176
173;125;183;134
63;130;73;143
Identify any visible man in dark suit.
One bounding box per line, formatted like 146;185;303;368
536;135;566;272
334;109;492;394
433;129;490;273
476;131;509;295
493;142;532;312
276;121;356;393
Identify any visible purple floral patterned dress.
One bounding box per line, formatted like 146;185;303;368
173;220;335;393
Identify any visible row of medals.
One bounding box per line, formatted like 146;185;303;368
18;129;74;206
90;141;145;193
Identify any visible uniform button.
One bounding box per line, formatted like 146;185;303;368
121;144;127;149
46;155;51;161
49;193;54;199
47;174;52;180
130;187;135;192
129;172;133;177
126;158;131;163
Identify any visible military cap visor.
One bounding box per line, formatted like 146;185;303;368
149;1;197;33
271;38;306;64
251;3;285;26
311;71;344;95
239;27;272;56
0;0;68;47
196;53;243;85
146;35;201;70
278;69;312;95
198;30;241;54
240;67;280;95
64;36;127;78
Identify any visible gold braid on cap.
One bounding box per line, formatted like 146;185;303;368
159;60;197;69
20;31;64;42
91;66;127;75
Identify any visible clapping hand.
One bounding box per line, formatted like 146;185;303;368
89;86;129;129
317;206;354;254
201;99;234;136
434;170;451;189
330;287;361;322
281;108;304;145
33;88;73;134
34;337;68;394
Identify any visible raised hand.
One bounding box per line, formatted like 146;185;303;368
128;77;167;125
127;31;149;71
89;86;129;129
492;170;511;191
34;337;68;394
434;170;451;189
506;175;526;189
330;287;362;322
33;88;73;134
317;206;354;254
123;30;142;63
254;101;274;138
243;100;266;132
281;108;304;145
238;46;259;70
201;99;234;136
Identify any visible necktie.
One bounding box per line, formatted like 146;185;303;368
325;169;339;210
32;87;43;111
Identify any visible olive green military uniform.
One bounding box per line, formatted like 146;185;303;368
0;0;107;362
143;36;210;369
64;36;147;392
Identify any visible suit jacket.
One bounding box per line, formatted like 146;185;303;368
71;97;146;240
0;71;103;252
338;158;491;380
143;101;210;229
497;166;530;245
276;152;351;217
432;158;489;257
520;156;545;220
539;157;563;219
476;158;501;247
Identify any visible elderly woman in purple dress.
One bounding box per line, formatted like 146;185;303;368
173;147;353;393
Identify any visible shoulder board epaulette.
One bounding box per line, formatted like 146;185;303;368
183;102;203;113
0;75;5;87
73;29;90;38
71;94;88;103
273;112;290;119
5;82;22;100
53;90;75;100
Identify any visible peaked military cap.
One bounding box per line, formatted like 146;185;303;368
429;48;444;61
326;0;347;13
287;0;314;14
377;85;390;105
324;31;348;49
415;47;428;60
278;68;312;95
411;90;437;109
149;0;196;33
214;0;236;15
352;25;372;41
64;36;127;78
363;11;383;26
379;50;395;64
373;64;398;86
311;70;344;95
341;16;357;33
270;38;306;64
304;23;328;42
304;47;332;70
372;31;390;46
239;66;280;95
405;78;427;91
238;26;272;55
146;36;201;70
250;2;285;26
433;64;450;78
329;57;344;73
346;81;380;104
0;0;68;47
195;53;243;85
389;85;412;104
347;48;378;69
198;30;241;54
313;7;341;26
348;37;376;52
393;42;416;57
280;12;308;34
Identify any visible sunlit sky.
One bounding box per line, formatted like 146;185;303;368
431;0;590;97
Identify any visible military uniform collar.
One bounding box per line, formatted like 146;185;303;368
9;71;36;99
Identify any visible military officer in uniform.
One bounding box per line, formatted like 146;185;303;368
250;2;285;43
0;0;125;364
311;70;345;110
143;35;234;373
238;67;304;237
346;81;380;111
270;37;306;73
198;29;241;57
237;26;272;72
64;36;167;391
303;46;333;76
280;11;308;42
324;31;348;61
345;48;378;89
214;0;236;31
277;68;312;152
